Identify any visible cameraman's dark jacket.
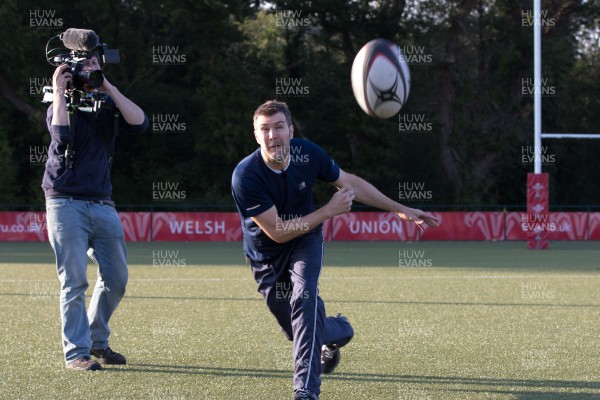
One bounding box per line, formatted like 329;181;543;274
42;96;149;200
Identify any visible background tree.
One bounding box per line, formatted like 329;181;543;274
0;0;598;210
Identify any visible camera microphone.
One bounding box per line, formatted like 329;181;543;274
60;28;99;51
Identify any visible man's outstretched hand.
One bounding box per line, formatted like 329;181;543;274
397;208;440;232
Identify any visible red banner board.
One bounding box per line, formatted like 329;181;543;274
0;211;598;242
0;212;153;242
419;212;505;241
331;212;420;241
119;212;152;242
589;213;600;240
0;212;48;241
505;212;529;240
505;212;590;241
548;212;588;240
151;212;242;241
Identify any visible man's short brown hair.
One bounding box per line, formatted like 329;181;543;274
253;100;292;127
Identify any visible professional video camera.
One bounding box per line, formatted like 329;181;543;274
43;28;120;112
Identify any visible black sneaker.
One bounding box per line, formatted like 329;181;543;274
66;357;102;371
321;344;340;374
293;389;320;400
91;347;126;365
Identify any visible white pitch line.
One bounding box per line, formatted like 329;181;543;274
131;278;250;282
319;274;600;280
0;278;251;283
384;274;600;279
2;274;600;283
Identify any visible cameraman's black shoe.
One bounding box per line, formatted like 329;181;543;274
91;347;126;365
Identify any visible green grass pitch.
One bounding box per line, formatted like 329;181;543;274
2;241;600;399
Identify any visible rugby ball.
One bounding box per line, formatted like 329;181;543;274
351;39;410;119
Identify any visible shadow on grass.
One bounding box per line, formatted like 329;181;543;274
109;363;292;380
421;385;600;400
427;386;600;399
5;291;600;310
2;292;600;310
109;365;600;398
126;295;600;309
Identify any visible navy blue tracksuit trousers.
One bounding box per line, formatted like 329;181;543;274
250;230;354;396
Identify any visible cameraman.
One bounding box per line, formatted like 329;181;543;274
43;48;148;371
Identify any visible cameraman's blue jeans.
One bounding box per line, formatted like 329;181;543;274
46;197;128;363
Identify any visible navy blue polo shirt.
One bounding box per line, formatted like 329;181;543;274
42;97;149;200
232;138;340;262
